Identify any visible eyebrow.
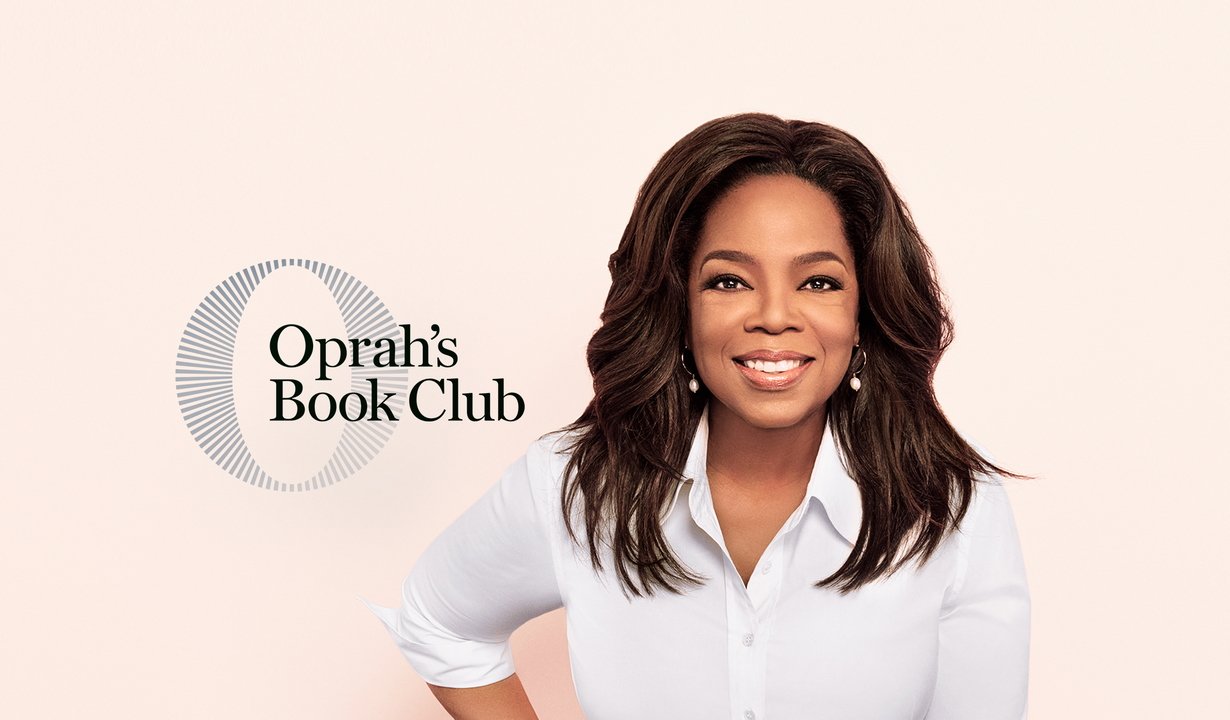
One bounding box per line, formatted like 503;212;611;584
698;249;848;270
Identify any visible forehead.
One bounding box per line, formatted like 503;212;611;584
692;174;850;265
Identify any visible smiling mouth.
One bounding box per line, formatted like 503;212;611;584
731;356;814;390
734;358;810;373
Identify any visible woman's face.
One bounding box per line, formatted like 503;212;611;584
687;174;860;432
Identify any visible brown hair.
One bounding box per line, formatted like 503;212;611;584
557;112;1027;597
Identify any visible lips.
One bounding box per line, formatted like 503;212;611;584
732;350;814;390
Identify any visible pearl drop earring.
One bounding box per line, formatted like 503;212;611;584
849;345;867;392
681;349;700;393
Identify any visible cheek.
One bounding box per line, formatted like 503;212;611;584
688;303;735;363
806;310;861;362
810;299;859;336
687;312;710;353
820;313;858;339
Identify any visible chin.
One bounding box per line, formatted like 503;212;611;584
714;396;826;432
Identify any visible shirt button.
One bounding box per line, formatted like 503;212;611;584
742;633;754;646
761;561;773;574
744;711;755;720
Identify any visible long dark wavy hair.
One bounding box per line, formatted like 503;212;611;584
558;112;1026;598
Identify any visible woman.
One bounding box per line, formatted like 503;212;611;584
364;113;1031;719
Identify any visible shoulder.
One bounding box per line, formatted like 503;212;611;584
943;433;1028;603
956;434;1018;535
530;425;580;457
514;426;584;505
526;426;581;474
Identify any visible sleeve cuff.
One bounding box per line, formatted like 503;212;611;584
359;595;516;688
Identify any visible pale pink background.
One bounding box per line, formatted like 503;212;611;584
3;2;1227;718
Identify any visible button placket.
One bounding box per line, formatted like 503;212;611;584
725;569;760;720
744;538;788;720
747;541;785;613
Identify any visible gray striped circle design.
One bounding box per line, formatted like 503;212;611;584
175;259;408;491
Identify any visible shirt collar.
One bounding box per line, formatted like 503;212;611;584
668;403;862;546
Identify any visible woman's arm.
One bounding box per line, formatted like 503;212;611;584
364;439;565;714
428;674;539;720
926;477;1031;719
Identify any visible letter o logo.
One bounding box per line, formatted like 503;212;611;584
174;259;407;491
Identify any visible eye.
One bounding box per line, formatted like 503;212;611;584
702;273;750;291
802;275;842;292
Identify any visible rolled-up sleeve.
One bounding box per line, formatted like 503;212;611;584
361;439;565;688
927;476;1032;719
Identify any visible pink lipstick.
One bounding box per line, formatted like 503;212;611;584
732;350;813;391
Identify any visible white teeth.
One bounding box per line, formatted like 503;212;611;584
740;358;804;373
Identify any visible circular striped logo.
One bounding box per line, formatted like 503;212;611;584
174;259;407;491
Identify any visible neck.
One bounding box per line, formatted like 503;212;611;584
705;401;825;491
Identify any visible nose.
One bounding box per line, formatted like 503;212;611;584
745;282;802;334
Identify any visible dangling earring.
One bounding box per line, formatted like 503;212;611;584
681;348;700;393
849;345;867;391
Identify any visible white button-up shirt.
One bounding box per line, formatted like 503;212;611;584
365;405;1030;719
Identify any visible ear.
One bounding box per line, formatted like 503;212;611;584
854;321;860;347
